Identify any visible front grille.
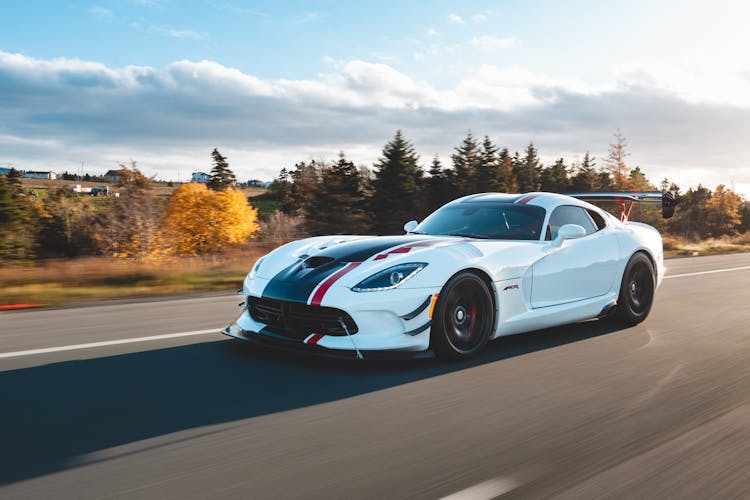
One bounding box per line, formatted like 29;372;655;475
248;296;358;339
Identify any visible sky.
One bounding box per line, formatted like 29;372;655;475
1;0;750;195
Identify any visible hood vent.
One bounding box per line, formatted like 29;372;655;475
302;256;334;269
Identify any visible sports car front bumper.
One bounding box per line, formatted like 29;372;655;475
222;319;435;361
223;282;440;359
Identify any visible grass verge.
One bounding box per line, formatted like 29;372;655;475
0;246;273;307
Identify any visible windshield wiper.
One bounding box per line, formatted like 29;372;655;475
446;232;491;239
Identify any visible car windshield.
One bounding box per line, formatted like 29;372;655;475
414;202;546;240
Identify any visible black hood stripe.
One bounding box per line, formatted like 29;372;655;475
261;236;439;304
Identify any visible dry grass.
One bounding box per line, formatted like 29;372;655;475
663;234;750;258
0;244;276;306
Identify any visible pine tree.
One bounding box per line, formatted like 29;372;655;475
370;130;424;234
475;136;501;193
425;155;453;213
207;148;237;191
513;143;542;192
570;152;601;191
288;160;321;216
304;153;369;235
451;132;482;196
497;148;517;192
540;158;570;192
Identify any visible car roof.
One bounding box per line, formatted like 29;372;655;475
451;191;607;215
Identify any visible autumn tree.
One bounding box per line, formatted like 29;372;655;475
207;148;237;191
370;130;424;234
161;183;258;255
706;184;743;237
304;153;369;235
605;131;632;190
94;162;163;258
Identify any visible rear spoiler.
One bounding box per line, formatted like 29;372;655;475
567;191;679;222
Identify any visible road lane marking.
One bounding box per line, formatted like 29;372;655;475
665;265;750;280
440;477;519;500
0;328;220;359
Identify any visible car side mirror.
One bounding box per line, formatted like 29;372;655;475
552;224;586;247
403;220;418;233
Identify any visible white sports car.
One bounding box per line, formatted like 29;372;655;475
223;191;677;360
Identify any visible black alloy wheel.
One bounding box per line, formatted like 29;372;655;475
431;272;494;360
614;252;655;325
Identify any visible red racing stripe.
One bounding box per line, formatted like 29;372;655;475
516;193;541;205
373;239;449;261
309;262;362;306
304;333;325;345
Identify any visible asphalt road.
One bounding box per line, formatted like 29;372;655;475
2;253;750;499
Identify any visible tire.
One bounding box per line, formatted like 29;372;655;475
613;252;655;326
431;272;495;360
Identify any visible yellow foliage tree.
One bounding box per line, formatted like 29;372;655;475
161;183;258;255
706;184;742;237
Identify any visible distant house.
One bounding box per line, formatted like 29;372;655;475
192;172;210;183
245;179;264;188
103;169;121;182
23;170;57;180
0;167;10;176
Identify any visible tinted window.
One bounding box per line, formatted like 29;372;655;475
546;205;598;240
586;209;607;230
416;203;546;240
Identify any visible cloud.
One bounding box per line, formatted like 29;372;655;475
147;25;208;40
471;14;487;23
427;28;439;37
89;6;113;19
1;50;750;195
468;36;519;50
448;14;465;25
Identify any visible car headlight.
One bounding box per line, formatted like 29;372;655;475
352;263;427;292
248;257;266;279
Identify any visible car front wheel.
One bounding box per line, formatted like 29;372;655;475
431;272;494;360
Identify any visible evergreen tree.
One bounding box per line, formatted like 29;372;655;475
497;148;517;192
288;160;321;216
370;130;424;234
475;136;501;192
268;167;295;215
513;143;542;192
425;155;453;213
207;148;237;191
569;152;601;191
451;132;482;196
304;153;369;235
540;158;570;192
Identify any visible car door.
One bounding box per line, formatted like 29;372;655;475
530;205;619;308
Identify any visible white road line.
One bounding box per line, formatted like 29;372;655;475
665;265;750;280
0;328;220;360
440;478;519;500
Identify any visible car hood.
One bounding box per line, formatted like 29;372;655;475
256;234;541;302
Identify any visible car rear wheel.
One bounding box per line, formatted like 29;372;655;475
431;272;494;360
614;252;655;326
